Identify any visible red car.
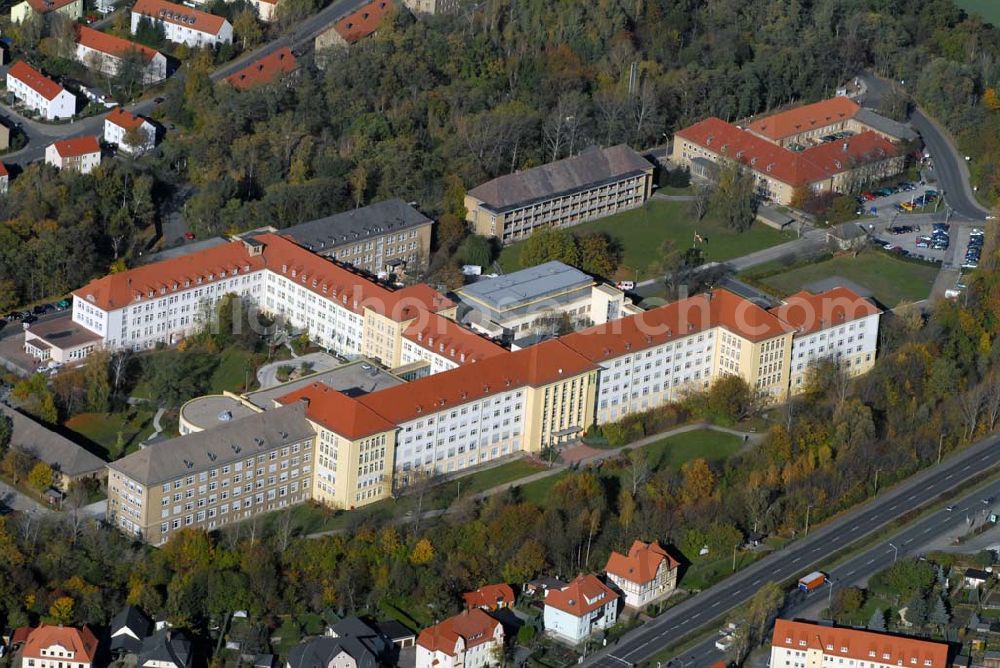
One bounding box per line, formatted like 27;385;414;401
861;192;876;201
184;231;195;240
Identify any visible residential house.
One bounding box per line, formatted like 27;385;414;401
110;605;153;657
375;621;416;649
131;0;233;47
314;0;395;56
604;540;680;609
104;107;156;155
465;145;654;244
543;575;619;644
0;162;9;195
416;609;504;668
225;47;297;90
6;61;76;120
75;25;167;84
463;584;516;611
769;619;948;668
965;568;991;588
289;617;391;668
21;625;99;668
137;629;193;668
11;0;82;24
45;136;102;174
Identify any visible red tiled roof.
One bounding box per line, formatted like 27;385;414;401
275;382;396;440
23;626;99;663
402;313;505;365
368;283;455;322
772;619;948;667
132;0;227;35
106;107;147;131
747;97;861;141
560;289;793;364
23;0;77;14
333;0;394;43
358;339;596;426
7;61;64;101
605;540;679;585
11;627;32;645
226;47;297;90
463;584;515;610
768;287;881;336
674;117;896;187
51;135;100;158
76;25;159;62
0;163;9;177
417;609;501;655
544;574;618;617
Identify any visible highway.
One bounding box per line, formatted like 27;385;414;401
584;431;1000;668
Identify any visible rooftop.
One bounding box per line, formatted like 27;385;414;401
23;626;99;662
746;97;861;141
226;47;297;90
131;0;228;35
853;107;918;142
468;145;652;213
416;609;501;655
244;359;404;407
178;394;260;432
26;315;103;350
401;312;506;365
278;198;432;253
0;403;104;478
544;574;618;617
458;261;594;312
275;382;396;440
768;286;881;335
8;61;65;101
75;25;160;62
106;107;148;131
771;619;948;667
332;0;395;44
109;402;314;485
605;540;679;585
463;584;515;610
22;0;78;14
51;136;101;158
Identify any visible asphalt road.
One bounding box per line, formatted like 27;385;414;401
584;432;1000;668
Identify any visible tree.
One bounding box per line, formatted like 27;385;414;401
409;538;435;565
704;375;755;423
83;349;111;413
27;461;54;491
0;413;11;452
113;48;152;100
711;160;757;231
455;235;494;268
679;458;715;505
831;586;865;621
929;595;950;627
625;448;649;496
904;592;928;627
1;447;34;486
867;607;886;631
233;8;263;49
48;596;75;625
520;228;580;268
577;232;621;277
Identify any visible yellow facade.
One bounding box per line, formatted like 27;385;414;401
362;309;408;367
10;0;82;24
522;370;597;450
313;422;397;510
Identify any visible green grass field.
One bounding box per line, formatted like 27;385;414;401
643;429;743;472
756;251;939;307
64;408;156;460
499;200;791;280
958;0;1000;24
209;348;257;394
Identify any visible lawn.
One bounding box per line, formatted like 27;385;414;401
754;251;939;307
498;200;792;280
643;429;743;473
64;407;156;460
209;348;257;394
958;0;1000;24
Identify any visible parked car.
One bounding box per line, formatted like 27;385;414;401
862;192;876;201
916;236;931;248
21;313;37;324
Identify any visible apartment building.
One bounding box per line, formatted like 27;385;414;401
45;136;102;174
225;47;297;90
75;25;167;85
769;287;881;392
769;619;948;668
277;198;434;276
466;145;654;244
6;61;76;120
106;402;315;543
401;0;459;13
672;117;902;205
131;0;233;47
105;108;157;155
416;610;504;668
21;626;99;668
11;0;81;24
457;261;638;341
314;0;395;54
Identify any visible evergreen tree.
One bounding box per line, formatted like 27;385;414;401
868;608;886;631
905;593;928;627
929;596;950;627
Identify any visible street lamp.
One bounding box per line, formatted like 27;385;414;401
826;578;835;610
888;542;898;563
805;503;814;537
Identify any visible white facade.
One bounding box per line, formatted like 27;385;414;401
75;42;167;84
22;642;93;668
769;645;938;668
262;271;364;356
543;595;617;644
130;11;233;47
399;338;460;374
45;143;101;174
415;634;501;668
105;116;157;154
787;312;879;390
6;72;75;120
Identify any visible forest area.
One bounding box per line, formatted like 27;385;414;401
2;0;999;307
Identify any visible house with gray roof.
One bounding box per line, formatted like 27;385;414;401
269;198;434;276
852;108;918;143
137;628;193;668
289;618;392;668
465;145;653;245
0;403;105;489
110;605;152;657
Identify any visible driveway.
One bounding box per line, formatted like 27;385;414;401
0;478;52;515
256;351;341;389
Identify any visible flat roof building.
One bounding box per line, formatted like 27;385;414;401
466;145;654;244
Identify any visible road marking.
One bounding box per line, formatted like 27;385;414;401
711;601;720;608
846;570;856;577
945;473;954;480
907;494;917;501
792;557;801;564
866;559;875;565
692;612;701;619
753;579;761;585
963;465;971;471
904;538;913;545
889;504;897;511
923;527;932;533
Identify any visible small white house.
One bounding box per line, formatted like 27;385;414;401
45;136;102;174
416;609;503;668
543;574;619;644
105;108;156;155
6;61;76;120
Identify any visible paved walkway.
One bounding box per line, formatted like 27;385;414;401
256;351;340;389
0;478;52;515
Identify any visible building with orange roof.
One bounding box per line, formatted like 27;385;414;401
130;0;232;47
671;109;903;205
45;136;101;174
315;0;395;56
416;609;504;668
104;107;157;155
769;286;881;392
6;61;76;120
605;540;680;609
543;574;619;644
747;97;861;146
226;47;297;90
11;0;81;26
463;584;516;611
769;619;949;668
75;25;167;84
21;625;100;668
